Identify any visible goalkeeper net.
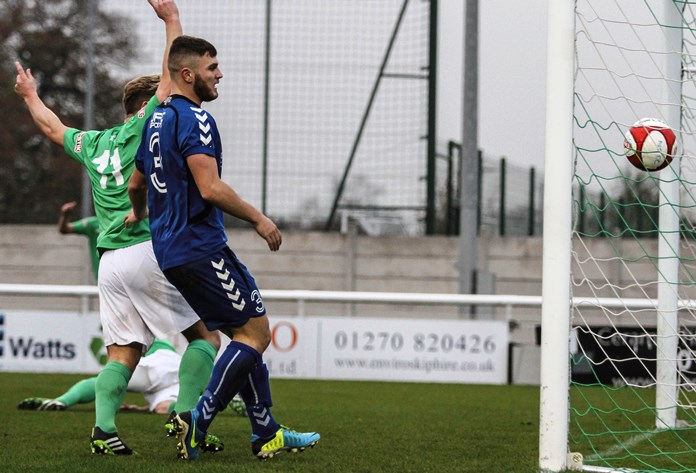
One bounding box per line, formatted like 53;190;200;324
542;1;696;472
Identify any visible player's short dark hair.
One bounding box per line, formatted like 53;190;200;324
168;35;218;74
123;74;160;115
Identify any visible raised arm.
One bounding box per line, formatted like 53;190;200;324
14;61;69;146
57;201;78;234
147;0;182;102
187;154;283;252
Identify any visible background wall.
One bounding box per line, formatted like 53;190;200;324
2;225;663;384
0;224;546;343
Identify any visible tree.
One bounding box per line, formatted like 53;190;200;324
0;0;135;223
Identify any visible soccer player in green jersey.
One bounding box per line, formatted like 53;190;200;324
57;201;100;282
14;0;221;455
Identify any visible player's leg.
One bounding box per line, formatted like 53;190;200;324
17;397;68;411
165;248;319;460
90;247;153;456
239;360;320;458
177;321;220;411
216;252;319;458
55;377;97;407
229;393;247;416
175;322;224;453
171;332;261;460
129;241;220;413
122;241;225;454
163;250;265;460
90;343;142;455
17;377;97;411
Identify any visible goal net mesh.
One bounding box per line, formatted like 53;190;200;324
571;1;696;471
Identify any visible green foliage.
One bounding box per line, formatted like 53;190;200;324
2;372;543;473
0;0;134;223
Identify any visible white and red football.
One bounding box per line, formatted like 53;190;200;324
623;118;678;171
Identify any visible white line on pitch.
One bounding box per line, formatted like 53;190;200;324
584;430;659;463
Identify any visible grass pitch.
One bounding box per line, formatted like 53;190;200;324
2;373;542;473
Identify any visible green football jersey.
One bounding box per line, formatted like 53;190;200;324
63;96;159;250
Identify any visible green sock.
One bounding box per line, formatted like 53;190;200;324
56;377;97;407
94;361;132;433
176;339;216;411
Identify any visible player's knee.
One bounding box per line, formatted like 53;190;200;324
206;330;222;351
183;321;221;351
242;322;271;353
257;327;271;352
251;317;271;352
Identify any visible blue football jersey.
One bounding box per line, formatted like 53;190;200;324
135;95;228;270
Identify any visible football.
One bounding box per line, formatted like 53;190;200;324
623;118;678;171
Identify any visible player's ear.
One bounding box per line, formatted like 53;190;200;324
182;67;194;84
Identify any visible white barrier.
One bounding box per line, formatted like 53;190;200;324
0;283;671;310
0;284;670;383
0;284;526;383
0;311;510;384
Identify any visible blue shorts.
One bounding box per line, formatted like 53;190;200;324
163;247;266;330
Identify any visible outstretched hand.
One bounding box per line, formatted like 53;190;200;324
61;201;78;215
147;0;180;23
254;215;282;252
14;61;38;99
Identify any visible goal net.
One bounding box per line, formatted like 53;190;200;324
541;1;696;472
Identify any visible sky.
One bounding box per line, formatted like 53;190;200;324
438;0;549;171
104;0;550;172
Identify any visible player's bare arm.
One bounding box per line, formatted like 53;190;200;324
14;61;68;146
148;0;182;102
125;169;149;226
58;201;78;234
187;153;282;251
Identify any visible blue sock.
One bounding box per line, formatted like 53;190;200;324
240;361;281;439
194;341;260;434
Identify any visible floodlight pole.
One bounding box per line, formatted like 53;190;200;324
458;0;479;316
262;0;272;214
82;0;96;221
80;0;97;313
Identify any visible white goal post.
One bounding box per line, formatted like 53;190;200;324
538;0;575;470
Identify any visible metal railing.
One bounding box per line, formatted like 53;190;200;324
0;283;670;316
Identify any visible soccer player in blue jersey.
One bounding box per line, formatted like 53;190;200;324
128;35;320;461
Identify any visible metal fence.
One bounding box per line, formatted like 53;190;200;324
8;1;545;236
436;141;544;237
101;0;435;233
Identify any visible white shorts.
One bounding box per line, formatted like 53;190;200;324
98;240;199;348
128;348;180;411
